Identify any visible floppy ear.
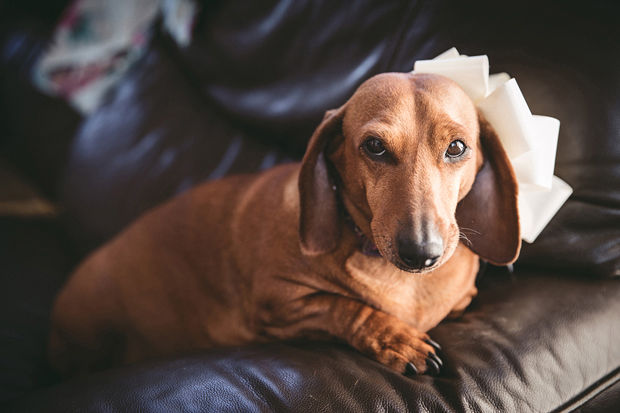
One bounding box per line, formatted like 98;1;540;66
298;107;345;256
455;112;521;265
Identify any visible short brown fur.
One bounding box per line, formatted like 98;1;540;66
50;73;520;376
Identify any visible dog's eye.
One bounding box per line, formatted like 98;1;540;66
446;140;466;158
365;138;387;156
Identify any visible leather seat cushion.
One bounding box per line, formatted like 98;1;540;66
5;269;620;412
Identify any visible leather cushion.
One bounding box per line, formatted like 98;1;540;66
4;270;620;412
0;219;73;403
0;2;81;198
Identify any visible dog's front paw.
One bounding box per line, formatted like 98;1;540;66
349;310;442;375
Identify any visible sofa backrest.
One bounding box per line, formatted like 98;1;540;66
58;0;620;276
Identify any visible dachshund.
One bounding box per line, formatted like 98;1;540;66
49;72;520;377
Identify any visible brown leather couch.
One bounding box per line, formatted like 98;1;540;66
2;0;620;411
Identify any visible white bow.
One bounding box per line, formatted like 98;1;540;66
412;48;572;243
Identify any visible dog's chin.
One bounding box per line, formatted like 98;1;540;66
391;260;440;274
373;245;439;274
384;245;458;274
377;241;458;274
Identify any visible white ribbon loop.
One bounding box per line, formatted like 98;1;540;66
412;48;573;243
476;79;535;161
511;115;560;191
413;55;489;103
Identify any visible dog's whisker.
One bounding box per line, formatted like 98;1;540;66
459;227;481;235
459;232;473;247
459;235;472;245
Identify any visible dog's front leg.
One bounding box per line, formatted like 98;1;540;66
260;294;442;375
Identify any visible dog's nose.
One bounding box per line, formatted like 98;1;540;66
397;234;443;270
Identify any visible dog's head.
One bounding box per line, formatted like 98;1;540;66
298;72;520;272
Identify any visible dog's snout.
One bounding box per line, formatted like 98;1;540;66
397;232;443;270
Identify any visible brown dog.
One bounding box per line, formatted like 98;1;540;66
50;72;520;377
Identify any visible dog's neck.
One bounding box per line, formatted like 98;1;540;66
325;152;382;258
332;184;382;258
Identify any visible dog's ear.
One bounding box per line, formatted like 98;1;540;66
298;107;345;256
455;112;521;265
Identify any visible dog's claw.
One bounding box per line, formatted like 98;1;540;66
426;357;440;376
428;351;443;368
424;338;442;351
405;362;418;375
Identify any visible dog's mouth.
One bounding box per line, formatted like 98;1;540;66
390;257;441;274
366;238;443;274
379;222;461;274
374;231;454;274
356;231;445;274
341;203;447;273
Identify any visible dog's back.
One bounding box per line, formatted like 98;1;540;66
50;163;301;375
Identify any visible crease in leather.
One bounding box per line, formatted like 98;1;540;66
552;367;620;413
